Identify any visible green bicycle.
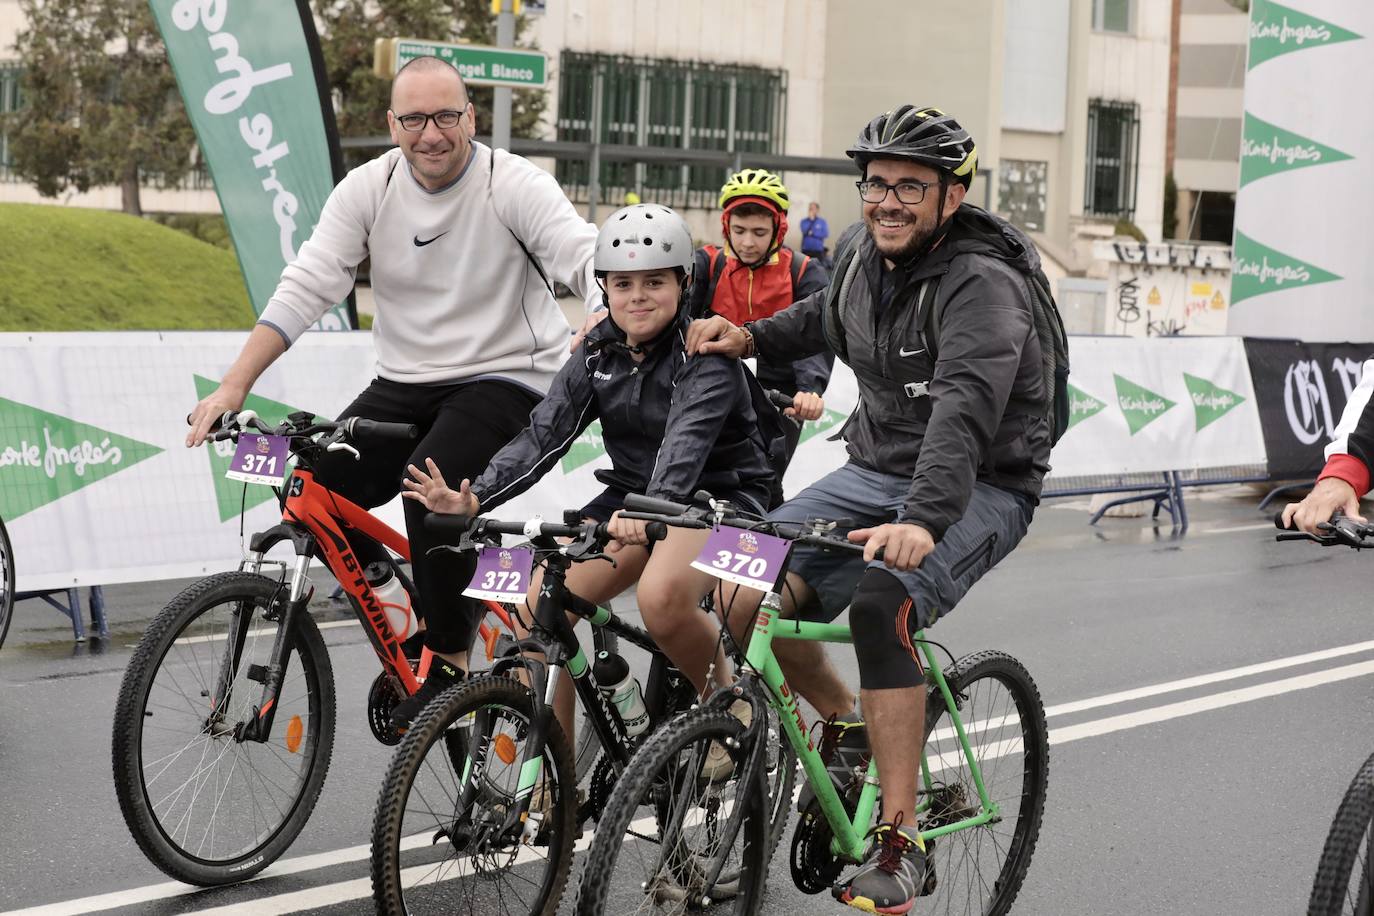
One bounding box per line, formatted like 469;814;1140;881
576;494;1050;915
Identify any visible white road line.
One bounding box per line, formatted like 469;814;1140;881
15;644;1374;916
1044;638;1374;718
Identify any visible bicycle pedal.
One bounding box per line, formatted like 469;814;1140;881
246;664;268;684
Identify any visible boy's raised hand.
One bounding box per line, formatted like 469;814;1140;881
403;457;480;516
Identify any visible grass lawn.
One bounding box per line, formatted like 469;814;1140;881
0;203;256;330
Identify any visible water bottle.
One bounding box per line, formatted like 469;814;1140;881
365;562;419;641
594;650;650;737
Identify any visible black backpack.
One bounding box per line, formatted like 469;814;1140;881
822;213;1072;445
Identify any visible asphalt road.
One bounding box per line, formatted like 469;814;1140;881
2;485;1370;915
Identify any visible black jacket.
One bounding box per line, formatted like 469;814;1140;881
749;206;1051;541
471;311;776;511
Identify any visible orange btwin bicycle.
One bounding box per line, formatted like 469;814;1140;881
112;409;519;886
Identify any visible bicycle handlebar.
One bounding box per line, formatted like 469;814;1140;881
764;388;795;410
1273;510;1374;547
423;512;667;546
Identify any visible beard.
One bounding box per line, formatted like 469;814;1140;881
865;207;941;263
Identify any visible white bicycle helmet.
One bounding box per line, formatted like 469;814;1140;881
594;204;695;282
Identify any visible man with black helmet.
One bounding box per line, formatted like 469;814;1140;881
689;105;1052;914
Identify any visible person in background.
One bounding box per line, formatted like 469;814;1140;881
800;200;831;267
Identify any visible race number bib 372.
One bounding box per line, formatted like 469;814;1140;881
690;527;790;592
224;434;289;486
463;546;534;602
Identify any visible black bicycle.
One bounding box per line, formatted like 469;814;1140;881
1279;513;1374;916
369;510;796;916
0;513;13;650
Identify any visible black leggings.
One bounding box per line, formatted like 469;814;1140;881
313;377;540;653
849;568;927;690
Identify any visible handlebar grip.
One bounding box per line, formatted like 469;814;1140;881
764;388;794;410
1273;511;1298;531
349;418;419;441
645;521;668;543
188;410;238;432
423;513;474;538
623;493;692;515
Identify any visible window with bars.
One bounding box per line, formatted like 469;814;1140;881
1;64;23;182
554;52;787;209
1085;99;1139;219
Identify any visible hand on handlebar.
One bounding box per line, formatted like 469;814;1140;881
403;458;480;516
1281;477;1366;536
186;384;248;448
607;509;655;553
786;391;824;421
686;316;748;358
848;521;933;571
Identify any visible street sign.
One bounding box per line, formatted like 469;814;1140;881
373;37;547;89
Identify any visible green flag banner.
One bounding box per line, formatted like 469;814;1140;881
0;396;163;520
1231;231;1341;304
149;0;354;329
1066;384;1107;432
1182;373;1246;431
1240;112;1352;186
1248;0;1362;69
1114;374;1177;436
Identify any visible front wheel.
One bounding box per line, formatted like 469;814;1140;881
371;676;578;916
111;572;336;886
919;649;1049;916
1309;750;1374;915
0;514;13;650
575;706;770;916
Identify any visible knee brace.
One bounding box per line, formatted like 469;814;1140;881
849;568;926;690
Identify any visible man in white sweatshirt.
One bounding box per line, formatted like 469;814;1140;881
186;56;602;727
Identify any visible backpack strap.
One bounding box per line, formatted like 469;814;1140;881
823;245;861;362
489;149;555;299
789;251;809;297
915;277;942;356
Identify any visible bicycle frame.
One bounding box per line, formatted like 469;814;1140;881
223;467;513;743
741;589;1000;860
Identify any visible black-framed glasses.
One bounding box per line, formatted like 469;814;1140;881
856;179;932;205
393;108;466;132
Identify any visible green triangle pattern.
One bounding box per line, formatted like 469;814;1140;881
194;376;311;522
0;396;163;520
1113;374;1177;436
561;419;606;473
1240;112;1353;186
1183;373;1246;431
798;408;847;445
1066;384;1107;431
1249;0;1362;69
1231;231;1342;304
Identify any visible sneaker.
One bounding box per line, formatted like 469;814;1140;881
797;711;869;812
833;821;929;915
701;699;752;782
391;661;465;732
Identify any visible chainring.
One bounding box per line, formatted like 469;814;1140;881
789;796;846;894
367;671;405;746
586;753;619;819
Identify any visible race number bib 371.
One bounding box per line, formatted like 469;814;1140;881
224;434;289;486
690;527;790;592
463;546;534;602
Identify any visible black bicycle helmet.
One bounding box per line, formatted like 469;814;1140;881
846;105;978;188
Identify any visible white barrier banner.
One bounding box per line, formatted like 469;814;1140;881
0;332;1263;592
1047;336;1266;478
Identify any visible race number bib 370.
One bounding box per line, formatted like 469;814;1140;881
224;434;289;486
463;546;534;602
690;527;790;592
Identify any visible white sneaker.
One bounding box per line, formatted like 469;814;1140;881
701;699;752;782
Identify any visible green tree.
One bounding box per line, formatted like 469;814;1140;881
317;0;547;168
7;0;196;215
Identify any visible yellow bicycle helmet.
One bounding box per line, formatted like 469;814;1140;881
719;168;790;211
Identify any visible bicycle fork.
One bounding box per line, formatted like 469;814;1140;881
210;552;313;745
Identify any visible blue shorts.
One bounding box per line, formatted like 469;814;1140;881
771;462;1033;629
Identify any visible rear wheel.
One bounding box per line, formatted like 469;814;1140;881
111;572;335;885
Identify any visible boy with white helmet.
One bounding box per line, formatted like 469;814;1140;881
404;203;819;740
